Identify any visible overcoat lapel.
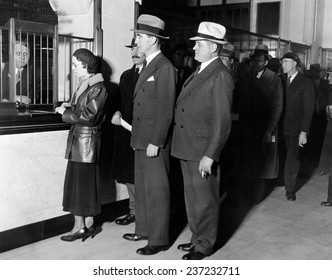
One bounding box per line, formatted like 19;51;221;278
288;72;302;92
176;59;221;104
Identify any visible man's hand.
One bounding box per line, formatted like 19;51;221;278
298;131;307;147
111;111;122;125
15;95;31;104
199;156;214;177
146;143;159;157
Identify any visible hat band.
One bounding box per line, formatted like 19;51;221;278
136;23;166;37
253;49;268;55
221;49;234;57
197;32;226;42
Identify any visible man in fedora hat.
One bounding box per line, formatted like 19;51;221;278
171;21;233;259
123;14;176;256
111;37;146;226
171;43;194;97
220;42;236;75
281;52;314;201
234;44;283;205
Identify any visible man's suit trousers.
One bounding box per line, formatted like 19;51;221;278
134;149;170;246
180;160;221;255
284;135;301;193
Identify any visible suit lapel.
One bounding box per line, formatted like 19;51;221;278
134;53;163;98
177;59;221;104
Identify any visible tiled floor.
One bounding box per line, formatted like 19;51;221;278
1;174;332;260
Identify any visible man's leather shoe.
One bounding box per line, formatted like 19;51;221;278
122;233;148;241
136;245;169;255
286;192;296;201
321;201;332;206
115;214;135;225
182;249;206;260
177;242;194;252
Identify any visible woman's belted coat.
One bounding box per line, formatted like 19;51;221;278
62;74;107;163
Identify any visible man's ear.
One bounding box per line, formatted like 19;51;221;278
211;43;218;53
150;36;157;45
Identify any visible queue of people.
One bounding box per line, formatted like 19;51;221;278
54;14;331;260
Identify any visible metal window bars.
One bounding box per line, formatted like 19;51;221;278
0;18;93;114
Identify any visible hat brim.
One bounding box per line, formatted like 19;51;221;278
250;53;270;61
220;50;234;57
131;29;169;39
190;36;228;45
125;44;136;48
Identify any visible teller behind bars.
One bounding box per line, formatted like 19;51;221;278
55;48;108;242
1;39;41;104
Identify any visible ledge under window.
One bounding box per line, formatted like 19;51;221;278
0;102;70;135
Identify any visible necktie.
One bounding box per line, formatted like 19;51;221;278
141;60;147;73
184;65;200;87
287;75;291;88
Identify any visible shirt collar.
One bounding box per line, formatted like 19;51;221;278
198;56;219;74
288;71;298;83
146;50;161;66
256;69;264;79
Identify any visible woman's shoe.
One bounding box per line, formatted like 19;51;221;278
321;201;332;207
85;224;102;240
60;227;87;242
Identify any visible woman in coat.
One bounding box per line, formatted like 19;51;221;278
55;48;107;241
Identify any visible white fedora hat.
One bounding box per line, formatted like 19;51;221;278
190;22;227;45
131;14;169;39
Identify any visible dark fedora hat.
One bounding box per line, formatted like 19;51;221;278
282;52;301;65
309;63;323;71
125;37;136;48
220;43;235;57
131;14;169;39
251;44;269;59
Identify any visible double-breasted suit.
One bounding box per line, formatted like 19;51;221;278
171;58;233;255
131;52;176;246
282;72;314;193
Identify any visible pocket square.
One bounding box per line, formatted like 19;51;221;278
147;76;155;82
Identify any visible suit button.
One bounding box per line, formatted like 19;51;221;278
181;108;184;112
180;125;183;128
142;89;145;92
138;102;140;106
137;117;140;121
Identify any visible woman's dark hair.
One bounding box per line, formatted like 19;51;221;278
73;48;99;74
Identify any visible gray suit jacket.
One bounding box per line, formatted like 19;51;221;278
171;58;234;162
130;52;176;151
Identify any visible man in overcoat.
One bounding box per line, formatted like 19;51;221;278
171;21;233;259
111;38;146;226
123;14;176;255
281;52;315;201
239;44;283;204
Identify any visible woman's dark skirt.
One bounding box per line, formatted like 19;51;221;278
62;161;101;217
